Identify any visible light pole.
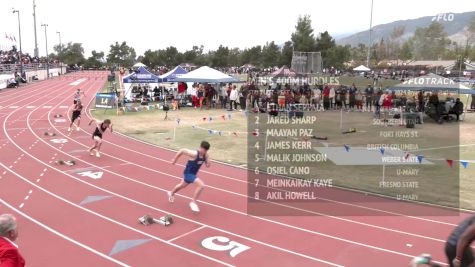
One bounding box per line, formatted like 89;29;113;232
41;24;49;79
33;0;39;58
56;31;62;74
12;9;23;75
366;0;374;68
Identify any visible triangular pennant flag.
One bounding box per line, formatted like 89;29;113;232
176;118;181;125
218;131;222;136
209;116;213;121
404;152;410;160
191;125;196;129
221;115;226;120
232;132;237;136
208;129;214;134
344;145;350;152
252;131;259;137
380;147;385;155
461;161;469;169
244;111;248;117
202;117;207;121
227;113;232;120
417;155;424;164
446;159;454;168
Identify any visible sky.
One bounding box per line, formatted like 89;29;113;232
0;0;473;57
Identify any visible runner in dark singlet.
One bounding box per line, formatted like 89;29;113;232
168;141;210;212
445;215;475;267
68;100;83;132
87;119;113;158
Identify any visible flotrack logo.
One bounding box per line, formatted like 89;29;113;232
432;13;455;22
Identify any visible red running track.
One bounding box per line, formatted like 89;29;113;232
0;71;472;267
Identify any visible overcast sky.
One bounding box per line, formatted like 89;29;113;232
0;0;473;57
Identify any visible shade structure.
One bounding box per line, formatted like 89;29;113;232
173;66;243;83
353;65;370;72
158;66;188;82
122;66;161;83
270;66;298;78
133;62;146;68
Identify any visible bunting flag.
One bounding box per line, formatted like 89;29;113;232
446;159;454;168
208;116;213;121
176;118;181;125
404;153;410;160
252;131;259;137
208;129;214;135
202;117;207;121
244;111;248;117
227;113;232;120
232;132;237;136
380;147;385;155
191;125;196;129
344;145;350;152
417;155;424;164
221;115;226;120
218;131;222;136
461;161;469;169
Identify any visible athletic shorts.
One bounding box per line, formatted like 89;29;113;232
92;135;102;142
72;111;81;122
184;173;197;184
74;100;78;104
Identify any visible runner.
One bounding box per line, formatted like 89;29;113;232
87;119;113;158
68;100;83;132
73;88;86;104
445;215;475;267
168;141;211;212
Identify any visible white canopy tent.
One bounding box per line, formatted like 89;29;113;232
353;65;371;72
174;66;242;83
133;62;147;68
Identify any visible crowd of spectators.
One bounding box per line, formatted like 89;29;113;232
0;46;40;65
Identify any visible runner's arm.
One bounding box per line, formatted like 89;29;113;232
171;149;196;164
109;124;113;133
455;224;475;263
205;154;211;168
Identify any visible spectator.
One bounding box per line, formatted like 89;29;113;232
0;214;25;267
229;85;238;111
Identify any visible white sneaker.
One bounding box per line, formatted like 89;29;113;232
95;151;100;158
189;201;200;212
67;127;71;132
76;126;80;131
167;192;174;203
89;150;94;156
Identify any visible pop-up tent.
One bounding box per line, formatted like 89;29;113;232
159;66;188;82
133;62;146;68
174;66;242;83
388;73;475;94
122;66;162;99
353;65;370;72
270;65;298;78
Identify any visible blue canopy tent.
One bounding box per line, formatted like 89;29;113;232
122;66;161;83
159;66;188;82
122;67;162;100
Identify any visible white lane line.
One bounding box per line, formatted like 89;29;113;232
0;198;130;267
0;164;236;267
168;226;206;243
24;195;29;200
19;203;24;208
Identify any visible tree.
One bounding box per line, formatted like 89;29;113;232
291;15;317;52
240;46;262;66
211;45;230;67
388;26;405;61
279;41;293;66
84;50;104;69
53;42;85;66
326;45;351;69
106;41;136;67
410;22;450;60
260;41;280;67
399;40;413;60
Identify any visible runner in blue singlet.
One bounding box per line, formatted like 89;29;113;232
168;141;210;212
